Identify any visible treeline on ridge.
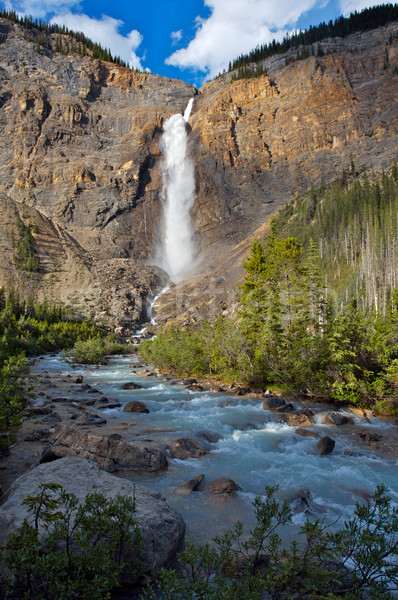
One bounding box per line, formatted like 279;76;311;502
0;9;130;67
228;3;398;75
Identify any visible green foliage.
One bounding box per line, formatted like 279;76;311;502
1;483;143;599
0;287;108;452
11;222;40;272
0;288;103;365
0;355;32;451
141;181;398;412
141;325;209;375
149;485;398;600
63;335;134;364
276;168;398;313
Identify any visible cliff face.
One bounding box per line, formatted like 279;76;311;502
190;23;398;257
0;18;397;331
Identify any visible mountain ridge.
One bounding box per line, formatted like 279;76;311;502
0;16;396;333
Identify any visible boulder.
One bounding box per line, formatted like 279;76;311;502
286;413;314;427
75;414;107;426
0;457;185;577
288;489;314;514
204;478;242;497
234;387;250;396
322;412;354;426
358;431;383;443
41;411;62;424
42;425;168;472
263;397;294;412
169;438;207;459
181;474;205;493
198;430;223;443
123;401;150;413
29;405;53;415
317;436;336;455
121;382;144;390
295;428;318;438
219;400;234;408
186;384;204;392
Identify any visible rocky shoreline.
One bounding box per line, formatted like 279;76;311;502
1;352;397;492
0;351;398;589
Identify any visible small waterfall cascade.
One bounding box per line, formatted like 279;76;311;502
135;285;169;336
158;98;196;283
147;285;169;325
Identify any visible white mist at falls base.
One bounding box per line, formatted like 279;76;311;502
157;98;196;283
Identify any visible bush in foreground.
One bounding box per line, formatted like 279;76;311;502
0;483;143;600
148;485;398;600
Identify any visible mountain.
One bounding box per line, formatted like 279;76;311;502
0;14;397;333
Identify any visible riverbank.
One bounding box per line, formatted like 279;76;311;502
1;352;398;537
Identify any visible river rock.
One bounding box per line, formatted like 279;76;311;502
123;400;150;413
29;405;53;415
42;425;168;472
181;474;205;493
295;427;318;438
75;414;108;426
263;397;294;412
121;381;145;390
234;386;250;396
41;411;62;424
0;457;185;578
289;489;314;514
286;413;314;427
198;429;223;443
219;400;234;408
186;384;204;392
204;478;242;497
317;436;336;455
169;438;207;459
322;412;354;426
181;378;197;385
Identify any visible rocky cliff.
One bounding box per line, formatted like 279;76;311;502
0;18;397;332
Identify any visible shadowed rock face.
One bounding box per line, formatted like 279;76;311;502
0;18;397;327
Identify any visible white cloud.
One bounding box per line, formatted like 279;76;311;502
4;0;79;19
50;13;146;70
166;0;326;79
171;29;183;45
339;0;378;16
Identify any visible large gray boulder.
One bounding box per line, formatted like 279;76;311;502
42;425;168;472
0;457;185;577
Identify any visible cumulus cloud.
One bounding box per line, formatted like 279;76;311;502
166;0;326;79
339;0;378;16
50;13;146;70
4;0;79;19
171;29;183;45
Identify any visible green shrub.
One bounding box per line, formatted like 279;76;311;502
0;355;32;452
150;485;398;600
63;336;134;364
1;483;143;600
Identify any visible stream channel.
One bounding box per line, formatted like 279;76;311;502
37;353;398;545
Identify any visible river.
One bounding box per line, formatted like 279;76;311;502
37;352;398;546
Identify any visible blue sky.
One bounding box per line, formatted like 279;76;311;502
1;0;383;85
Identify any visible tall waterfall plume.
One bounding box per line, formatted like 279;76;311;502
157;98;196;283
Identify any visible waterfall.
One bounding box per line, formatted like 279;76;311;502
157;98;196;283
